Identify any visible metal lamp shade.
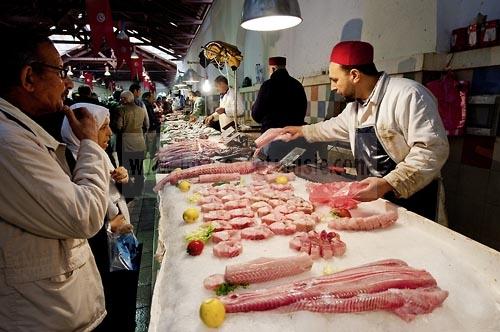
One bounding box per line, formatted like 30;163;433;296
241;0;302;31
182;68;202;83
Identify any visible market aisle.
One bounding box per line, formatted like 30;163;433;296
129;157;158;332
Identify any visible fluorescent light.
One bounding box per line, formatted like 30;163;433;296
78;13;83;19
169;22;178;27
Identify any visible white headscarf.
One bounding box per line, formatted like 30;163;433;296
61;102;110;160
61;102;130;224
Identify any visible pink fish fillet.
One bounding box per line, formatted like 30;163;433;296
198;173;241;183
282;287;448;322
219;260;443;316
213;240;243;258
224;255;314;285
154;161;263;191
328;211;398;231
241;225;275;240
204;274;225;290
253;128;293;157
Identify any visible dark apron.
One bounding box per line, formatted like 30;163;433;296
354;112;438;221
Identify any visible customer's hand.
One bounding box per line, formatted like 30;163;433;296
109;213;127;233
63;106;98;142
111;166;129;183
281;126;304;140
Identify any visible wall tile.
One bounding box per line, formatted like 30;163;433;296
304;86;311;101
317;84;327;101
310;85;318;101
461;135;495;169
457;164;490;201
492;137;500;171
486;170;500;206
442;161;460;195
317;101;326;119
480;204;500;251
309;101;318;118
448;194;486;240
447;136;463;163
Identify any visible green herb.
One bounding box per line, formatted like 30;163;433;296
211;181;229;187
185;224;215;243
215;282;250;296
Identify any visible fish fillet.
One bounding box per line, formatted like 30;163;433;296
219;259;445;319
154;161;265;191
225;255;313;285
328;211;398;231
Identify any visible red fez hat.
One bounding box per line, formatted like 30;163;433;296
330;41;374;65
269;56;286;66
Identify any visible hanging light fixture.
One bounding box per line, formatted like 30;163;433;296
241;0;302;31
104;66;111;76
202;78;211;93
130;47;139;59
92;77;97;83
66;65;73;77
182;68;202;84
79;72;85;79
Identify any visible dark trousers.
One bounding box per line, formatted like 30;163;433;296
385;180;439;221
118;150;145;202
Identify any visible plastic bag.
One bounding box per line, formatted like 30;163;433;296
108;231;140;272
426;72;469;136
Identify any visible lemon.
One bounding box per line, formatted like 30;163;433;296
174;168;182;172
177;180;191;192
275;175;289;185
199;298;225;328
323;264;335;275
183;208;199;224
188;193;202;204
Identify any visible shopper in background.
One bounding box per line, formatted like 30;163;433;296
252;56;307;132
0;28;109;331
115;90;147;202
188;90;205;119
129;83;150;131
142;91;160;156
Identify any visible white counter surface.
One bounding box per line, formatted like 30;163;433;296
149;175;500;332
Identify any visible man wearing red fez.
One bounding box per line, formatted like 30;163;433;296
282;41;449;220
252;56;307;132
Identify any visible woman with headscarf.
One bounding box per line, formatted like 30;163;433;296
61;102;135;330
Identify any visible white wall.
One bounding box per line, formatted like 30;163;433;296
180;0;500;87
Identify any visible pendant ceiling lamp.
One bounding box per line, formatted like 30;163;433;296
183;68;202;84
241;0;302;31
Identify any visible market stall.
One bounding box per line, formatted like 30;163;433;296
149;169;500;332
156;119;254;172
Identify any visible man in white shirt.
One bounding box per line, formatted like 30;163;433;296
281;41;449;220
204;75;244;130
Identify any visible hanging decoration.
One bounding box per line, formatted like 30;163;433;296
85;0;115;54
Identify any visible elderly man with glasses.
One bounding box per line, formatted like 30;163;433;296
0;28;110;331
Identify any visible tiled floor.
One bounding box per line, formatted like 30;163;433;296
129;174;159;331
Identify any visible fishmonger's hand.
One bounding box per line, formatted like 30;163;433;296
352;177;393;202
280;126;304;140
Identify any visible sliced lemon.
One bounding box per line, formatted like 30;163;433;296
177;180;191;192
275;175;289;185
199;298;226;328
183;208;199;224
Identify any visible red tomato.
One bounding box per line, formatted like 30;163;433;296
187;240;204;256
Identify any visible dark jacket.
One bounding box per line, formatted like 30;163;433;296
251;68;307;132
143;100;159;131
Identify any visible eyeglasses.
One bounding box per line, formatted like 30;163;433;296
30;62;69;79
